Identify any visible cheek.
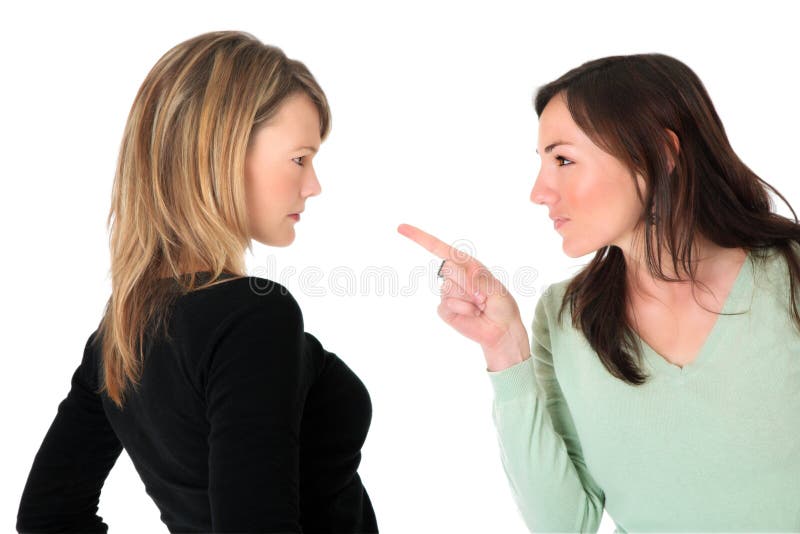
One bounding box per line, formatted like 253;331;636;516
246;164;295;218
566;165;641;223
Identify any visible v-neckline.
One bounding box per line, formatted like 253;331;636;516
635;248;754;380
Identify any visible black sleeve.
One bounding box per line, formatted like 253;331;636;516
204;296;307;532
17;331;124;533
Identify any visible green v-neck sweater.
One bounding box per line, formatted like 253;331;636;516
487;245;800;532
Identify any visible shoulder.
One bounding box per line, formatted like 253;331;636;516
195;279;310;391
67;327;105;394
232;276;303;318
544;275;573;303
531;275;576;351
174;276;306;367
536;275;573;323
210;276;303;337
177;275;303;327
750;241;800;305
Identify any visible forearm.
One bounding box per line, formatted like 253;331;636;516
488;359;605;532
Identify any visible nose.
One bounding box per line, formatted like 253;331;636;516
529;168;558;207
302;166;322;198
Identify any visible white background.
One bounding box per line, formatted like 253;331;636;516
2;1;799;532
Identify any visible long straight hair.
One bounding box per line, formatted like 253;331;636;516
534;53;800;385
95;31;332;408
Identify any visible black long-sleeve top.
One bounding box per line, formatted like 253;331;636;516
17;273;378;533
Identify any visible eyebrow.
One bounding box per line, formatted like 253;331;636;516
297;145;319;154
535;141;572;155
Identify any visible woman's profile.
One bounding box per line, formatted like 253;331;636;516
17;31;378;533
398;54;800;531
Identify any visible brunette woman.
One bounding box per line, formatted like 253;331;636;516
399;53;800;531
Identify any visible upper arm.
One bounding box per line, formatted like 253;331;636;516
17;330;123;533
205;296;306;532
531;291;571;432
531;287;605;507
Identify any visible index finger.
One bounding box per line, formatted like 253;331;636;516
396;223;485;269
397;223;494;301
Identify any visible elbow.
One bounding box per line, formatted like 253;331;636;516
17;505;109;534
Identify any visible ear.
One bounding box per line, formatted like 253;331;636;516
665;128;680;173
634;172;648;205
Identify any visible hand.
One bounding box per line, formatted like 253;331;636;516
397;223;530;371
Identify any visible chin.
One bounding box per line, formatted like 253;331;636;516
562;240;600;259
279;230;297;247
255;231;295;248
272;236;295;247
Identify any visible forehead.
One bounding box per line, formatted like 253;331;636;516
269;92;321;135
536;92;597;153
251;93;321;150
538;93;576;133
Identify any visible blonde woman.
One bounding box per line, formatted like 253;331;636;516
17;31;378;533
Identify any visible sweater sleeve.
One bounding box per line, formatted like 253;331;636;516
17;331;124;533
204;295;307;533
487;288;605;532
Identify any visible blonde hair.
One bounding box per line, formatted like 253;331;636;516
94;30;331;409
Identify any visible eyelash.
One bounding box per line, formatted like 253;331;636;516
555;155;574;167
292;156;305;167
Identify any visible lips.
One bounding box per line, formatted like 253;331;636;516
551;215;570;231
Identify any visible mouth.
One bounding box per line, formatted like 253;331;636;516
554;218;569;230
289;213;301;221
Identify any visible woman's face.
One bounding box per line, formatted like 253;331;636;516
245;91;322;247
530;92;647;258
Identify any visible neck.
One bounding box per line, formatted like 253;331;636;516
156;263;214;280
618;230;746;305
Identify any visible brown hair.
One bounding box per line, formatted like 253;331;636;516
534;53;800;385
94;30;331;408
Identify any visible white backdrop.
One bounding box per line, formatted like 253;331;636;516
2;1;798;532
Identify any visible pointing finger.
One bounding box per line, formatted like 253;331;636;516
397;223;484;268
398;223;494;302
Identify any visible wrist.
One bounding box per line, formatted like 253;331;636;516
482;323;530;372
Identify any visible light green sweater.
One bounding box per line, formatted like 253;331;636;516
487;246;800;533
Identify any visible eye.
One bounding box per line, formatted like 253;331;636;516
292;156;305;167
555;155;574;167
